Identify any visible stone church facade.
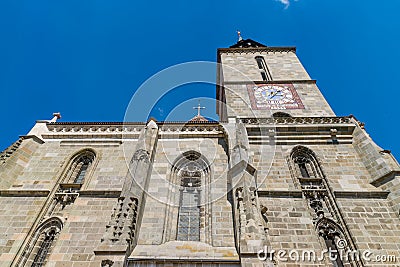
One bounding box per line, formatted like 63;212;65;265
1;38;400;267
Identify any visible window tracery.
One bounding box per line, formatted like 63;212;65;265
165;151;211;243
63;150;95;184
20;217;63;267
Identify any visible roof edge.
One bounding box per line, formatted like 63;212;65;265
217;46;297;55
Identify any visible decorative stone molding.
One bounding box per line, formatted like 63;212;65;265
218;46;296;54
44;122;225;140
0;137;23;164
223;79;317;85
101;196;138;245
54;187;80;209
101;259;114;267
239;116;352;125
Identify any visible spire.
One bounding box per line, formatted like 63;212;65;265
230;31;267;48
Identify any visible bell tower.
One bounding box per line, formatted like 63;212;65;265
221;36;400;267
216;37;335;120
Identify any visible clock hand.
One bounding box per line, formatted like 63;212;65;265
270;90;282;99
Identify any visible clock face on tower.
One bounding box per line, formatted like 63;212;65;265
247;84;304;110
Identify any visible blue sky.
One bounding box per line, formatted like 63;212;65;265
0;0;399;159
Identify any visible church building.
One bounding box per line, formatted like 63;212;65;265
1;37;399;267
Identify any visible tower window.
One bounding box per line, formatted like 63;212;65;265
255;56;272;81
291;148;322;180
298;162;310;178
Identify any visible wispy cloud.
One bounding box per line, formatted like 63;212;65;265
157;107;164;117
276;0;297;9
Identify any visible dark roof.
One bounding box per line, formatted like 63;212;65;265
229;38;267;48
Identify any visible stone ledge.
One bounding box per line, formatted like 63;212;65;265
0;190;50;197
60;140;123;146
334;191;390;199
224;79;317;85
79;190;121;198
19;135;45;144
370;170;400;187
129;241;239;262
257;190;303;198
249;140;353;145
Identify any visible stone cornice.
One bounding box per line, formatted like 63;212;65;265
239;116;353;125
224;80;317;85
42;117;356;142
242;116;356;145
44;122;225;140
217;46;296;55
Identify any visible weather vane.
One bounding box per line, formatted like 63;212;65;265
237;30;243;41
193;100;205;117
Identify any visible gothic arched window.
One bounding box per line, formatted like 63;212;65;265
31;229;56;267
20;217;63;267
255;56;272;81
290;146;322;180
63;150;96;184
171;151;210;242
317;218;345;267
177;166;201;241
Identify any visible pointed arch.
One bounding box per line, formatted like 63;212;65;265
21;217;64;267
62;148;96;185
316;218;346;267
289;146;323;180
163;150;212;244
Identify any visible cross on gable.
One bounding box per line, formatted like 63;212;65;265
193;102;205;117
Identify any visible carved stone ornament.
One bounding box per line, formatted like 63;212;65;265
54;188;79;209
101;259;114;267
101;196;138;246
132;149;149;162
316;218;343;241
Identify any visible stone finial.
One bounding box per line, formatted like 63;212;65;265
50;112;61;122
146;118;158;129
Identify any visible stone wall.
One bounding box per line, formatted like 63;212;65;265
220;50;310;82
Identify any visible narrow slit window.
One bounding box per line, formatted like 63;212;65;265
299;162;310;178
72;155;93;184
255;56;272;81
324;238;344;267
74;162;88;184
